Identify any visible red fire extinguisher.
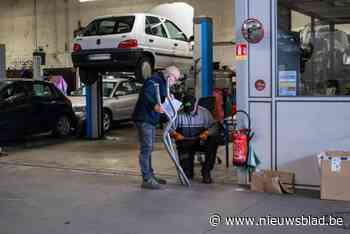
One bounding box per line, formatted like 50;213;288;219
232;110;253;167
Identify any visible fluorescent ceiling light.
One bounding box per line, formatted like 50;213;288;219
79;0;97;2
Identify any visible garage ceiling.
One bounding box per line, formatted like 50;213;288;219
280;0;350;24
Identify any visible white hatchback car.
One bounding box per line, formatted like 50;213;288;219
72;13;193;80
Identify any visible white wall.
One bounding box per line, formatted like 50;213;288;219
214;44;235;69
0;0;236;69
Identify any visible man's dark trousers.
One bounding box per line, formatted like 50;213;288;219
177;136;218;179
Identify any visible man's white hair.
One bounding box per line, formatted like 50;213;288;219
163;66;181;79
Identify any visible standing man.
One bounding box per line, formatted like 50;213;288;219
132;66;181;189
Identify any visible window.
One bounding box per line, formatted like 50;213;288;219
0;84;15;100
98;19;116;35
13;84;27;97
0;81;13;93
116;22;132;34
0;83;26;100
277;1;350;96
29;83;54;98
115;81;137;96
145;16;168;38
84;16;135;36
164;20;187;41
84;20;98;36
103;82;118;97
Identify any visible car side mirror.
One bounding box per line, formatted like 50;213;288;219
188;35;194;42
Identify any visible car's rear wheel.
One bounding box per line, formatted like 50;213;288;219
53;115;71;137
135;56;153;81
103;110;112;133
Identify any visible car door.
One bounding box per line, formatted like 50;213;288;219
0;82;30;140
26;81;61;134
163;19;193;71
109;81;139;120
144;16;174;68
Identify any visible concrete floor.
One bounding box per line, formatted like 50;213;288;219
1;124;350;233
1;164;350;234
0;123;236;184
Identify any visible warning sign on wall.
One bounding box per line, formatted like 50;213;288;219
236;43;248;60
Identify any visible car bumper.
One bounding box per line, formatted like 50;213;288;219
71;48;144;70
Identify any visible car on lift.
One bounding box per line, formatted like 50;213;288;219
71;13;193;81
68;77;142;133
0;79;77;141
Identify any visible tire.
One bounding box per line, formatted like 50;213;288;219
103;110;112;133
53;115;72;137
135;56;153;81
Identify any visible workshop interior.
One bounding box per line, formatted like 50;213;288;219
1;1;350;232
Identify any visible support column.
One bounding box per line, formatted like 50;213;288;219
0;45;5;80
85;72;103;140
235;0;273;185
194;17;213;98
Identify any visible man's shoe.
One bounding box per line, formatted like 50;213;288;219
141;178;161;189
202;173;213;184
152;175;167;185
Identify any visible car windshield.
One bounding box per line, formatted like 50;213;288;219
70;81;118;97
103;82;118;97
84;16;135;36
0;81;13;91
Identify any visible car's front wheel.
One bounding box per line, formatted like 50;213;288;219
135;56;153;81
53;115;72;137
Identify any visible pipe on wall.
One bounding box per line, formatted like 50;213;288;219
65;0;69;52
33;0;38;50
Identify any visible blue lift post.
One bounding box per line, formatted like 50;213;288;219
86;78;104;139
195;17;214;97
80;69;104;140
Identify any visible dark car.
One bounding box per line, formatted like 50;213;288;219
0;79;77;141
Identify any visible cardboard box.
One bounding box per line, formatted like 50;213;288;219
319;151;350;201
251;170;295;194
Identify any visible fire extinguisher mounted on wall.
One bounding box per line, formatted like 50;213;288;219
232;110;254;167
